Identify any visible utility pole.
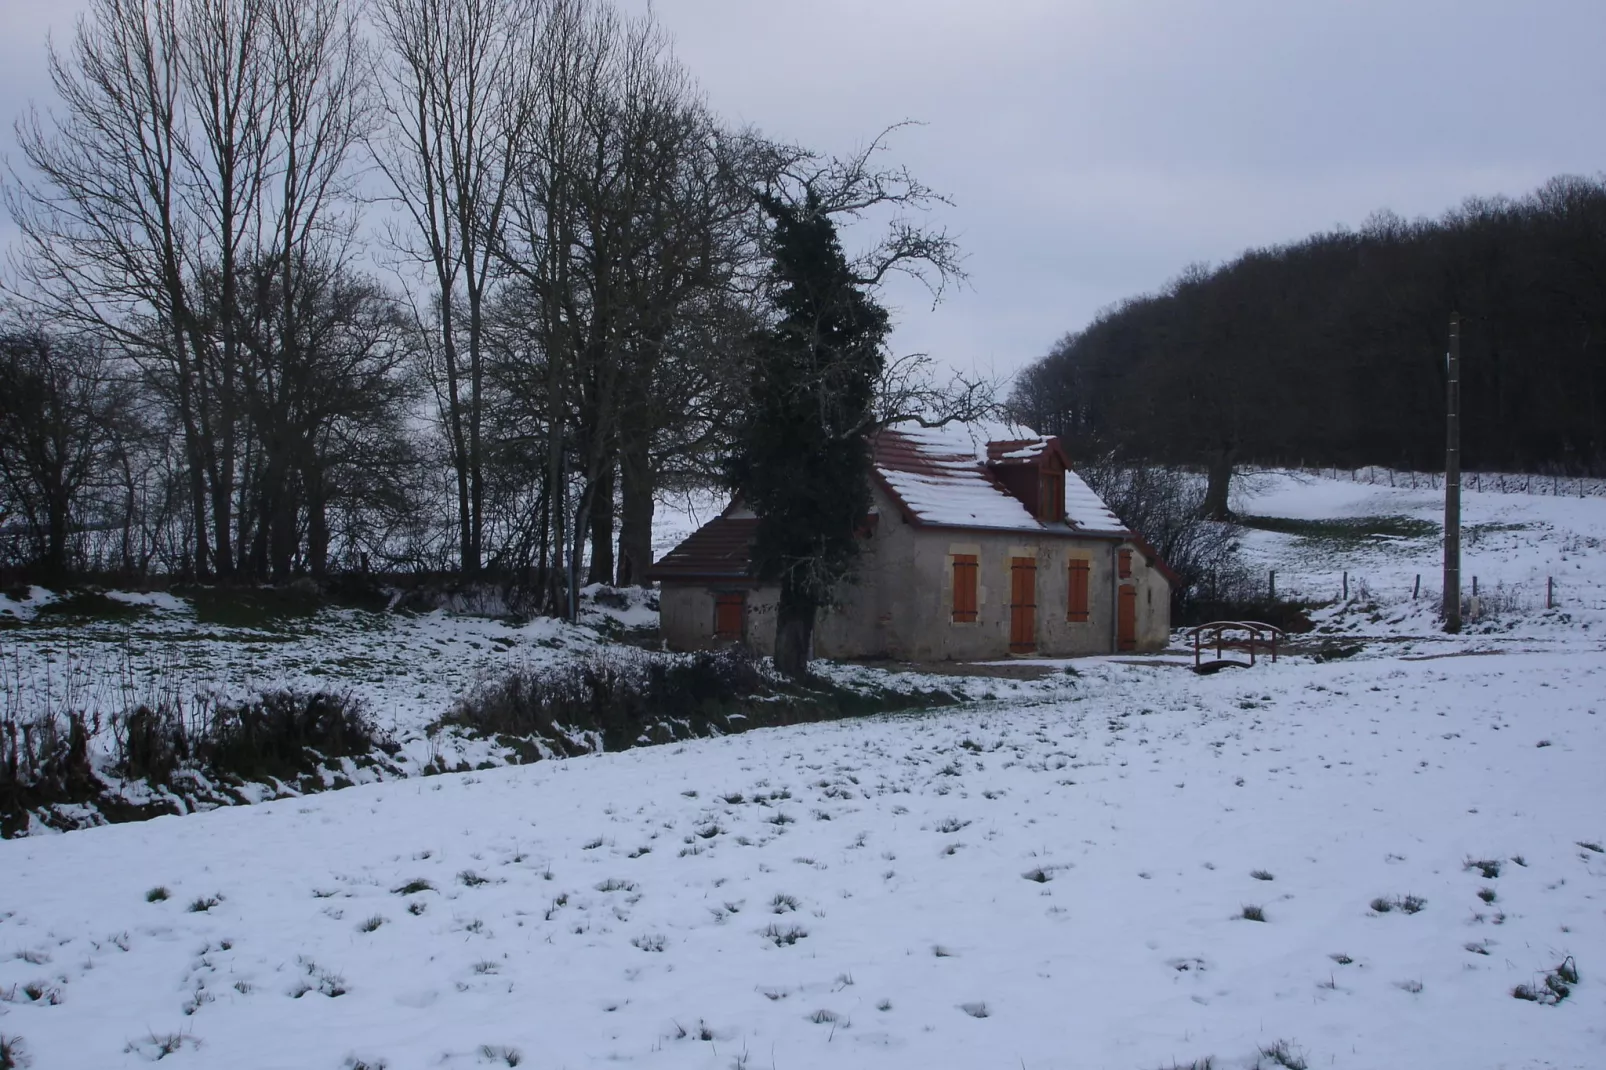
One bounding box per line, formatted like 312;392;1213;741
1443;313;1462;633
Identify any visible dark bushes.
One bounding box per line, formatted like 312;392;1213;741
5;687;390;835
444;647;770;753
442;647;956;756
118;689;385;783
1;711;98;832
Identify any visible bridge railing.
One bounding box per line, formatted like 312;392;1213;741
1186;621;1285;669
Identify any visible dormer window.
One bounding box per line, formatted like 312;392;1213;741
1037;466;1064;522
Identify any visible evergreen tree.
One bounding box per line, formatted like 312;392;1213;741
728;192;890;677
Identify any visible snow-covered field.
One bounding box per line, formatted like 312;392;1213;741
2;471;1604;1069
1232;470;1606;635
3;649;1602;1069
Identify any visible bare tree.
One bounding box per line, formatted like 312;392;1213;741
371;0;542;576
8;0;373;581
7;0;216;574
176;0;273;576
243;0;371;580
0;328;137;581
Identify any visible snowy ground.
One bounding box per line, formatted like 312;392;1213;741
2;471;1604;1068
1226;469;1606;626
2;649;1602;1069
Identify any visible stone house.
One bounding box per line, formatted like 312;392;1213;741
649;422;1175;660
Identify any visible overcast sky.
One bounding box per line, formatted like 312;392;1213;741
3;0;1604;381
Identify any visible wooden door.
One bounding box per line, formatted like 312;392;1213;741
1009;557;1037;653
714;592;745;640
1117;583;1136;651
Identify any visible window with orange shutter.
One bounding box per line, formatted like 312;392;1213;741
1067;558;1090;622
714;592;745;639
951;555;978;622
1118;549;1132;578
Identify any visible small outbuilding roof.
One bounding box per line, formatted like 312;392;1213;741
646;515;759;583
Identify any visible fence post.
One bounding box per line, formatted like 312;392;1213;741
1269;570;1276;600
1342;571;1349;599
1472;576;1478;597
1412;574;1420;600
1547;576;1554;610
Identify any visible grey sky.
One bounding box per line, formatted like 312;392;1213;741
3;0;1604;380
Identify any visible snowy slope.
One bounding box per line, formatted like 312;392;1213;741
1231;470;1606;639
1226;465;1606;607
2;649;1603;1069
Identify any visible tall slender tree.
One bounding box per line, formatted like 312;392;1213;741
728;192;889;678
371;0;540;576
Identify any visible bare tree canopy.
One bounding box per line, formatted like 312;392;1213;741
0;0;969;600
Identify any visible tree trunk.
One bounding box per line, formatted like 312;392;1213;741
773;582;815;679
306;463;329;579
467;290;484;575
45;489;70;584
174;334;211;580
1200;447;1236;520
267;459;297;583
587;460;615;585
616;439;654;587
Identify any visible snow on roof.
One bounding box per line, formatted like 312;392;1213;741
871;421;1128;536
1063;469;1127;534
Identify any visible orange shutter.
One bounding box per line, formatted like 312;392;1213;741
1118;549;1133;578
1067;558;1090;622
1118;584;1137;650
1009;557;1037;653
952;555;978;622
714;592;745;639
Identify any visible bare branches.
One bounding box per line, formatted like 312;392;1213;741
875;351;1000;431
757;122;967;302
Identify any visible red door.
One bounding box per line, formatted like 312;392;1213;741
1117;583;1137;651
714;592;745;640
1009;557;1037;653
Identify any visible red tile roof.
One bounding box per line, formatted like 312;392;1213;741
645;516;759;583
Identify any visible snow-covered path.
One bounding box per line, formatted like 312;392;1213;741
3;649;1602;1069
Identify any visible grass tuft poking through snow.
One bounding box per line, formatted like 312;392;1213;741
1241;904;1267;922
1258;1038;1310;1069
477;1043;522;1066
762;924;806;947
0;1034;28;1070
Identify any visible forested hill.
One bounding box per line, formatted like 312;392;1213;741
1010;174;1606;498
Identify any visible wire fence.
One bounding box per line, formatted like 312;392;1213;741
1260;568;1606;614
1296;466;1606;498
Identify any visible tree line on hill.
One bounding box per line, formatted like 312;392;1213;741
0;0;964;605
1009;174;1606;516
